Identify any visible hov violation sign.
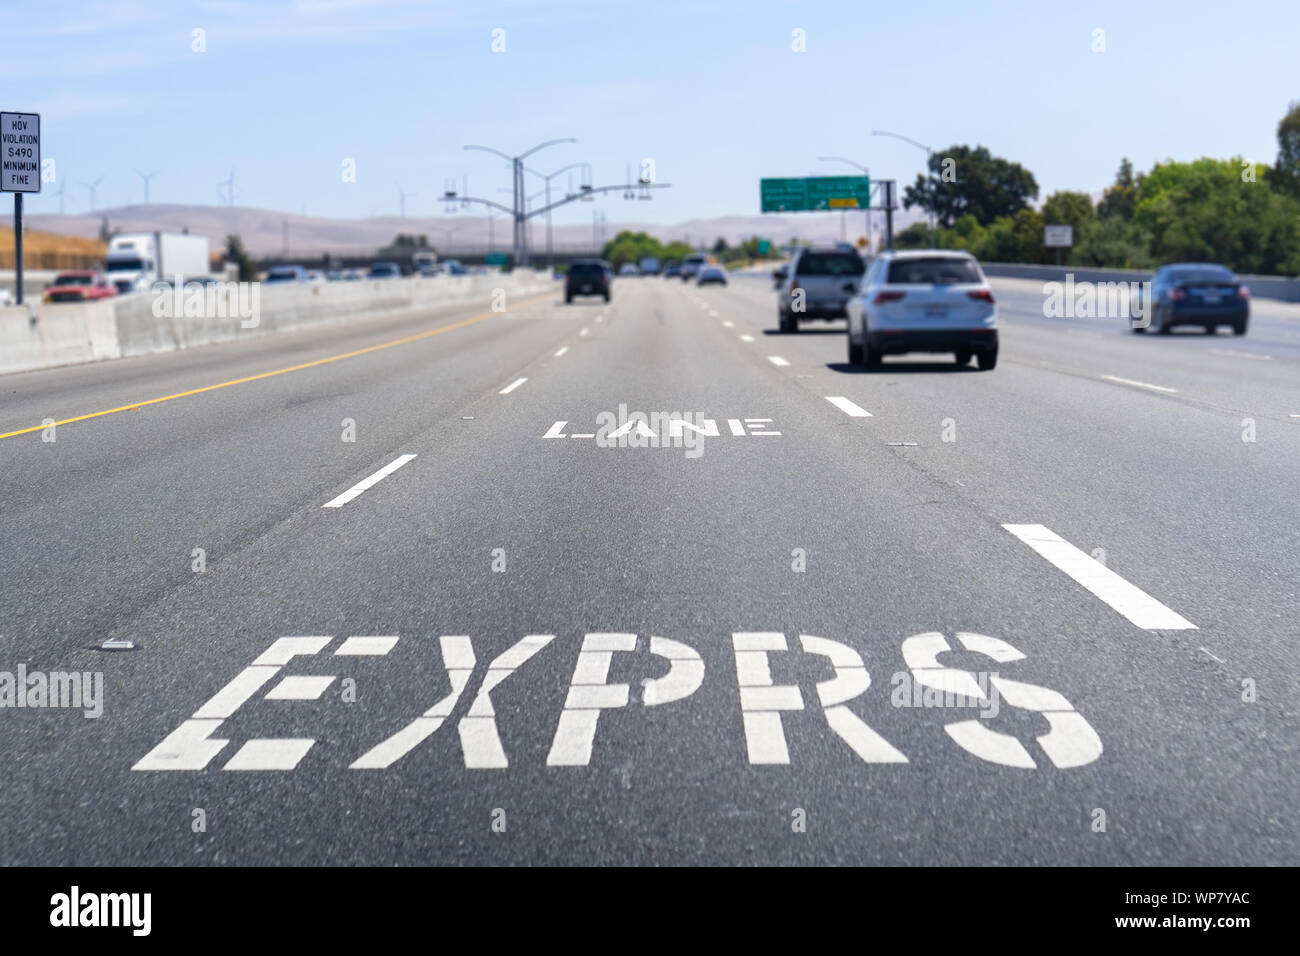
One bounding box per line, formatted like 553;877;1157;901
1;112;41;192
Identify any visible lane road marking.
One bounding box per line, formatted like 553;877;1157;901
1003;523;1196;630
768;356;790;367
499;377;527;395
323;454;417;509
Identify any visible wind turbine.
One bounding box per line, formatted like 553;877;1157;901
134;169;160;205
217;168;235;206
82;176;104;212
53;181;66;215
396;183;416;218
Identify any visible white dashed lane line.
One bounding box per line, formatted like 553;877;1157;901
768;356;790;367
739;334;755;342
323;454;418;509
1003;524;1196;630
499;377;527;395
1100;374;1177;394
554;346;568;357
825;396;872;418
1208;348;1270;361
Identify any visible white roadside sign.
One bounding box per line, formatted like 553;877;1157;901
1;112;41;192
1044;224;1073;248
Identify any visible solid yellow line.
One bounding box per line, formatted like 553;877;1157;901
0;292;553;440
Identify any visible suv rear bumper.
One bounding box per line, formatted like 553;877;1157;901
868;328;998;355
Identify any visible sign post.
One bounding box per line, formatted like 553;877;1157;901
1044;224;1073;267
2;111;42;305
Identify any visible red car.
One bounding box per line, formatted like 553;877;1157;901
44;271;118;303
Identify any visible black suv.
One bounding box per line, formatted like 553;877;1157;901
566;259;611;303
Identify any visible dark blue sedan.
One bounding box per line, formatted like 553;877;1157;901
1136;263;1249;335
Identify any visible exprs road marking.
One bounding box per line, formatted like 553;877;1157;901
134;629;1102;774
0;292;554;441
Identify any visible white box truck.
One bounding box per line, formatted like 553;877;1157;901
105;232;211;294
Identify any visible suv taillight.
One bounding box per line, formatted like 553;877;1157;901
872;291;905;304
1168;288;1187;301
1237;285;1250;299
967;289;994;303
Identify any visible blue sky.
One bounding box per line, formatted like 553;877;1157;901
6;0;1298;225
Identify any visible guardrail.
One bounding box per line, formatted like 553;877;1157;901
0;271;555;377
979;263;1300;303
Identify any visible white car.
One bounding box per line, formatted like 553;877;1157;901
845;250;999;370
0;287;12;307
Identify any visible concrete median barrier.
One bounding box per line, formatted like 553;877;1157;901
0;271;556;376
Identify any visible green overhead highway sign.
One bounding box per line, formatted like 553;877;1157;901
760;178;808;212
760;175;870;212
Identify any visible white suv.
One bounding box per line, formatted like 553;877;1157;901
846;250;999;370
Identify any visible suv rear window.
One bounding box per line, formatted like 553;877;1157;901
795;253;864;277
887;257;981;285
569;263;604;279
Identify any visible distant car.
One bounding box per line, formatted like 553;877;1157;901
775;247;865;332
417;265;443;277
662;260;682;278
566;259;611;303
681;253;708;281
639;256;660;275
43;271;118;303
304;270;325;282
619;263;639;276
771;263;789;289
1135;263;1248;335
697;265;727;286
0;287;12;307
264;265;308;284
846;249;998;370
368;262;402;279
442;260;466;276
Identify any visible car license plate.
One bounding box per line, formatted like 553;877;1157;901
1202;294;1221;303
581;284;591;292
924;305;948;317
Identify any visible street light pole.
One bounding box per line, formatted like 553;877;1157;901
524;162;590;270
464;138;576;267
871;131;937;248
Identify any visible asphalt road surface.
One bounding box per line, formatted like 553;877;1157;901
1;273;1296;865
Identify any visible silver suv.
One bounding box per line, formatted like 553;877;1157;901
775;247;865;333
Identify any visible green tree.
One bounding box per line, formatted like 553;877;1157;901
1040;191;1096;246
892;222;933;249
1071;217;1153;268
1096;158;1141;220
1272;101;1300;201
903;144;1038;227
223;234;258;281
935;214;987;252
971;208;1043;263
712;237;729;254
601;230;665;268
1134;157;1300;274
